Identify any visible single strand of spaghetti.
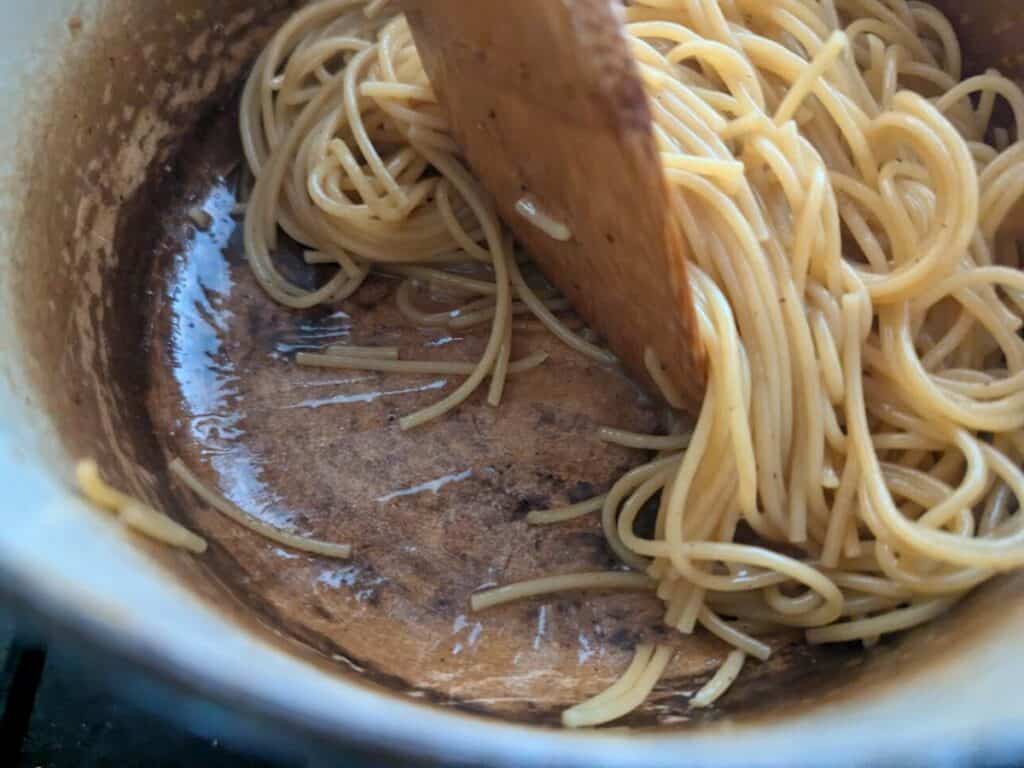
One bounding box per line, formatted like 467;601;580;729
170;458;350;558
296;351;548;376
471;572;655;612
698;607;772;660
324;345;400;359
488;296;514;406
598;427;692;451
527;496;607;526
118;502;208;555
76;460;134;511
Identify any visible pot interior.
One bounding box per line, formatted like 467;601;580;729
3;0;1024;736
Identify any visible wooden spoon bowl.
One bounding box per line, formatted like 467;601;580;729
403;0;707;411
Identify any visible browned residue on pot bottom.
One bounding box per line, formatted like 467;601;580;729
134;99;866;725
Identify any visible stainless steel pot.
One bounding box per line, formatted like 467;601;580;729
1;1;1023;765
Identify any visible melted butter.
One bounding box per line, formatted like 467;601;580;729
375;469;473;503
317;564;388;603
271;310;353;358
451;613;484;656
284;379;448;411
168;181;293;530
426;335;462;348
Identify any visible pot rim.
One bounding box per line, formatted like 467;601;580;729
0;472;1022;768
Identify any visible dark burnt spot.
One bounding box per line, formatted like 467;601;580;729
567;480;596;503
222;227;248;268
634;493;661;541
511;494;547;519
534;403;558;426
556;602;576;616
567;530;609;555
245;300;272;344
511;498;532;519
536;470;560;485
608;628;636;650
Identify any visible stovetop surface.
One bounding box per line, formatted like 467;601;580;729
1;612;299;768
7;607;1019;768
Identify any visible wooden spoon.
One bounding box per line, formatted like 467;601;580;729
401;0;707;412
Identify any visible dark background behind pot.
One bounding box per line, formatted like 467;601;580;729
1;609;293;768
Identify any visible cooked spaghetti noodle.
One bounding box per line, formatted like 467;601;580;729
241;0;1024;727
169;458;352;559
76;460;208;554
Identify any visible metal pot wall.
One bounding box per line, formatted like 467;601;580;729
0;1;1022;766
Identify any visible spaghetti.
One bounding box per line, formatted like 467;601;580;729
241;0;1024;727
76;460;208;554
169;458;352;559
76;458;352;559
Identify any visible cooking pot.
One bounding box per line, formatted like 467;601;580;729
1;1;1023;765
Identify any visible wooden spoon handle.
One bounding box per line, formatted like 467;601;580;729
403;0;707;411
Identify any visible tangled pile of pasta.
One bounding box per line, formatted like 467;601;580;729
241;0;1024;726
